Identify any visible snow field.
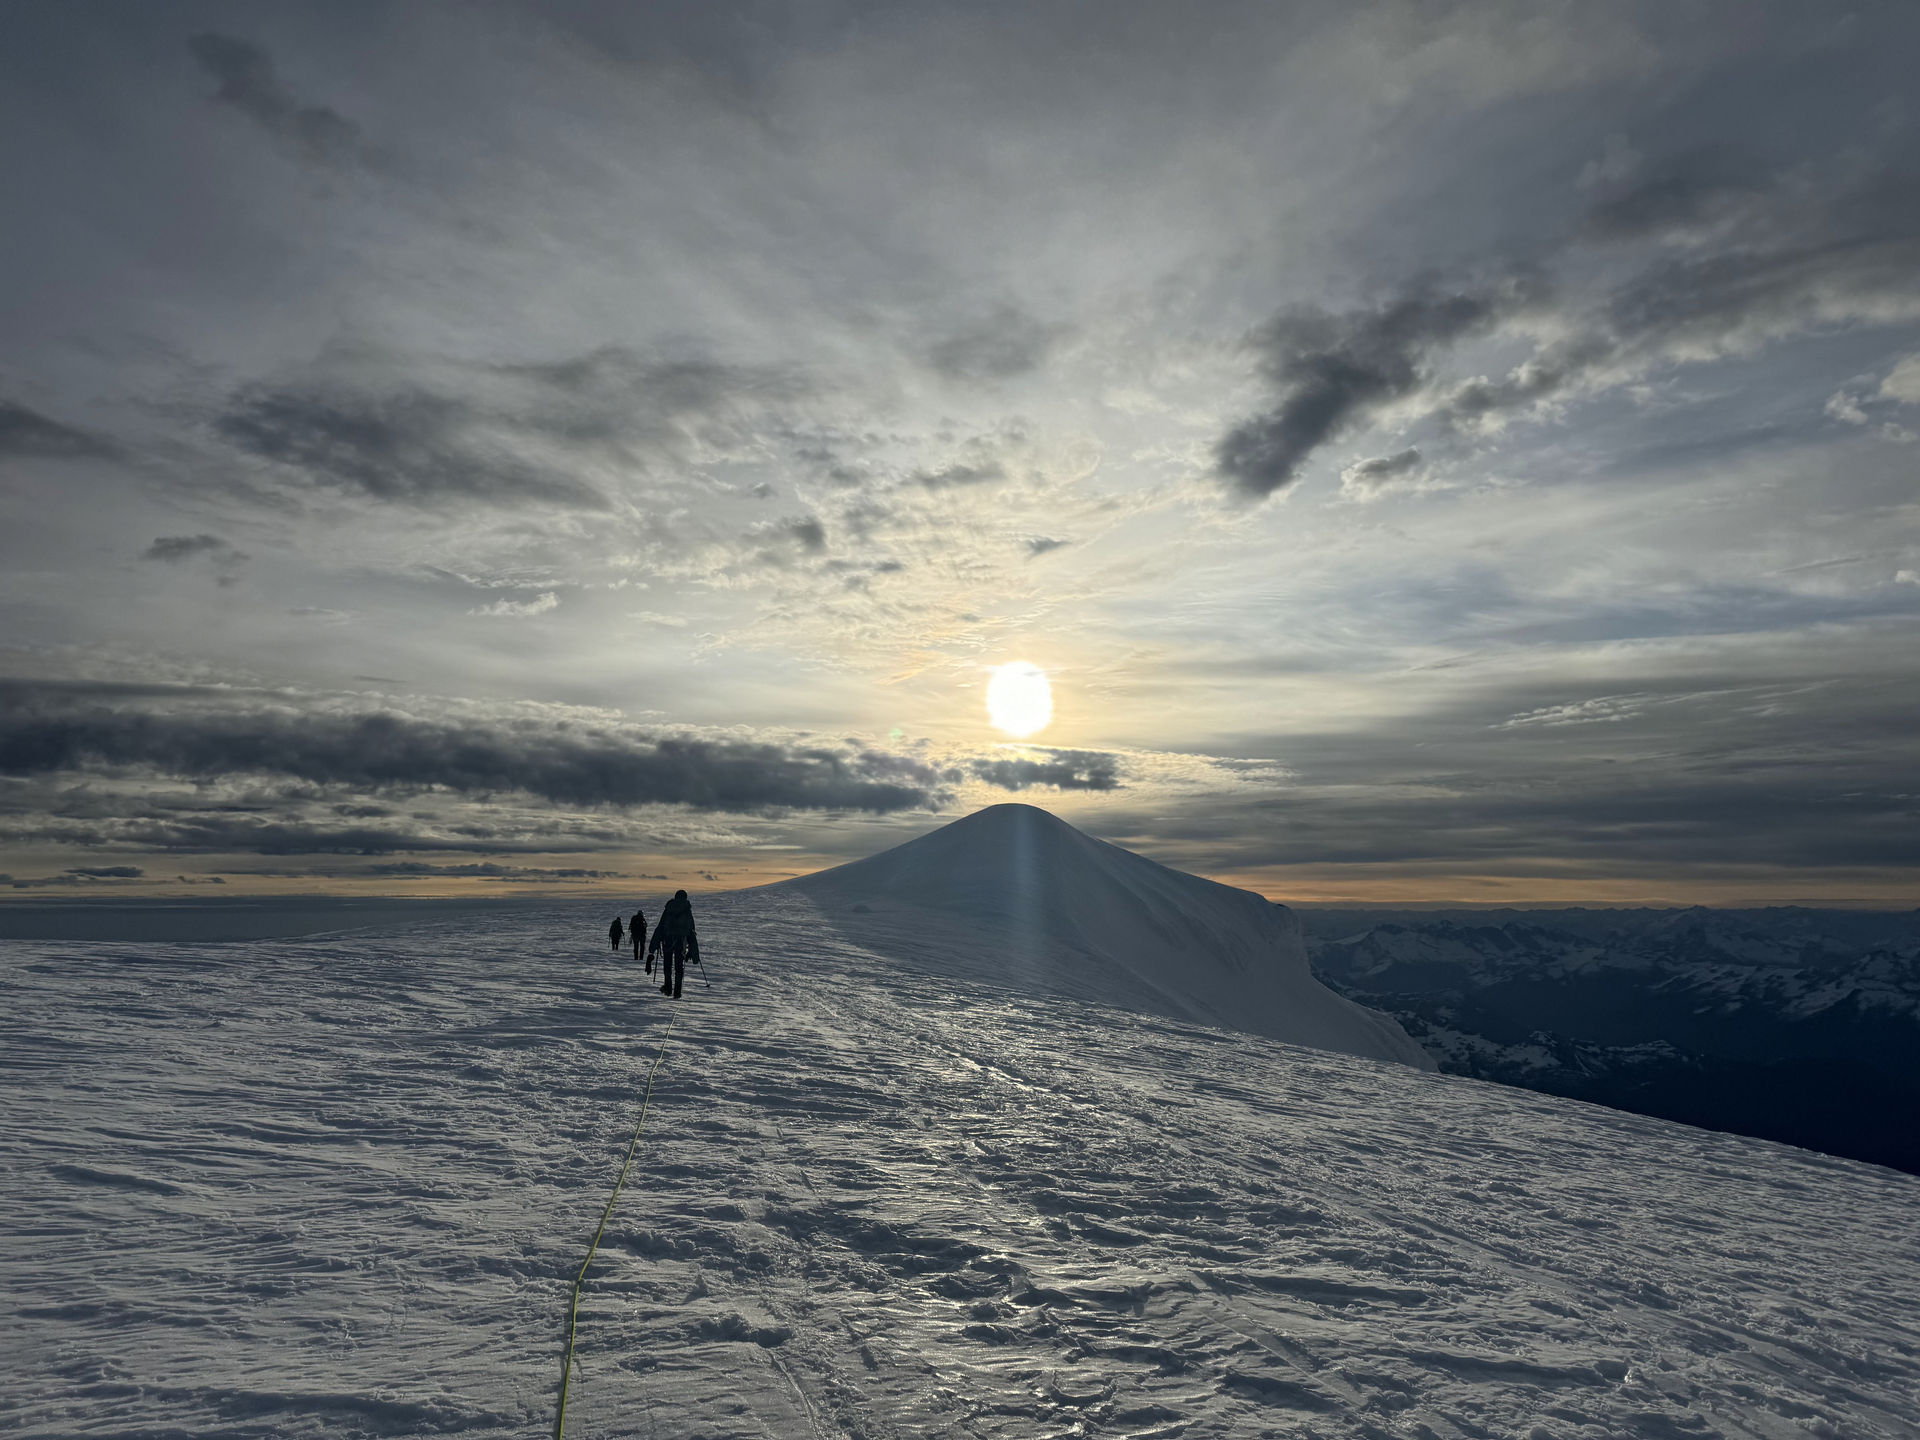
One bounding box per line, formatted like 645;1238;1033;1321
3;890;1918;1439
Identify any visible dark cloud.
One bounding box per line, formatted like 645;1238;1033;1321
1217;155;1920;491
212;349;789;510
1215;284;1523;499
972;750;1121;792
742;515;831;571
214;382;611;510
801;451;872;490
72;816;587;857
1605;227;1920;357
361;862;625;881
773;516;827;554
187;33;369;169
225;861;625;879
1437;163;1920;436
1025;536;1069;557
500;351;790;419
142;534;229;563
140;534;250;585
1129;668;1920;877
0;684;951;819
0;776;713;857
0;399;115;460
1339;448;1424;498
927;307;1061;382
9;865;145;889
1579;154;1769;244
914;462;1004;489
1434;335;1615;436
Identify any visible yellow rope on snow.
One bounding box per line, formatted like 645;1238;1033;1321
554;1008;679;1440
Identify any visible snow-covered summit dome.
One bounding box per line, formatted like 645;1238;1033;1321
777;803;1434;1069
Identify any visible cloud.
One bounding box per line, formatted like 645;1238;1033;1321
1435;335;1618;437
0;684;954;820
927;307;1061;382
43;814;597;857
187;33;370;169
1576;151;1768;244
9;865;145;889
1214;284;1521;498
757;516;827;554
1590;176;1920;350
211;349;790;511
2;784;839;857
215;381;611;510
359;862;626;881
220;861;622;882
1493;694;1656;729
1433;162;1920;437
1880;353;1920;405
141;534;250;586
913;461;1005;490
0;399;115;460
469;591;559;618
972;749;1121;792
1338;447;1427;501
627;610;689;627
1024;537;1069;557
1576;132;1641;191
1826;391;1870;425
142;534;229;563
733;515;833;574
1213;158;1920;498
1095;685;1920;879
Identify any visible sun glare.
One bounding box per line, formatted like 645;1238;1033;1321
986;661;1053;737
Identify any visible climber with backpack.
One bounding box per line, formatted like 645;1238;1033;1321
647;889;697;999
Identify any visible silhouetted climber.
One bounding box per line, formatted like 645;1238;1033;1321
629;908;647;964
647;889;696;999
607;915;623;951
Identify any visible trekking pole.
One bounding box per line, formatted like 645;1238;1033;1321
691;935;711;986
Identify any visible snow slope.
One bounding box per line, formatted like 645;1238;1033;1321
778;803;1433;1070
5;892;1919;1440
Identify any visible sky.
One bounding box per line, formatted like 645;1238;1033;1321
2;1;1918;905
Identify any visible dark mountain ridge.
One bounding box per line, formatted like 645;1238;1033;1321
1300;907;1920;1174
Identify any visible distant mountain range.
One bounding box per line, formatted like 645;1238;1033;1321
1299;907;1920;1174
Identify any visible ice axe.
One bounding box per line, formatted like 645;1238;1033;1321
689;932;711;986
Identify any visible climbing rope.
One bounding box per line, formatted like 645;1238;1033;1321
553;1008;679;1440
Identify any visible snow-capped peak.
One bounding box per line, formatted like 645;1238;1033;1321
774;804;1434;1070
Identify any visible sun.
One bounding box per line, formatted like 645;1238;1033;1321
986;661;1053;737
